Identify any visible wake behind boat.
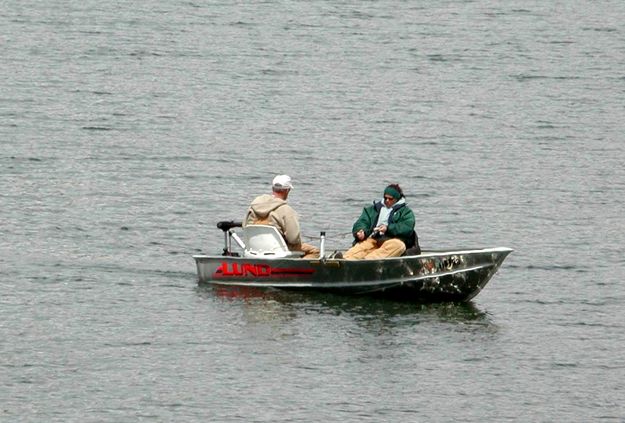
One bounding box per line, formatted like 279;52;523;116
193;221;513;302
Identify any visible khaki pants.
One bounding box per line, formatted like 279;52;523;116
297;243;320;259
343;238;406;260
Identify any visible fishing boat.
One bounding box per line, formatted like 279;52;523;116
193;221;513;302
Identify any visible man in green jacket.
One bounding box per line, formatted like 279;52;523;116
343;184;416;259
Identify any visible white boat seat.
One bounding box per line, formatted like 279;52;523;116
243;225;304;258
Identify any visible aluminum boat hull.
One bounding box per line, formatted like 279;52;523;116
193;247;512;302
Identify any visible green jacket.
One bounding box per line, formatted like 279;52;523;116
352;200;416;246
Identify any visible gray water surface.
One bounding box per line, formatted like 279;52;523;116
2;1;624;422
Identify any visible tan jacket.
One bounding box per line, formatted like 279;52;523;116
243;194;302;249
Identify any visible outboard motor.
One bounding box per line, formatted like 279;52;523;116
216;221;243;256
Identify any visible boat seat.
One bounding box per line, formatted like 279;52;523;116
243;225;304;258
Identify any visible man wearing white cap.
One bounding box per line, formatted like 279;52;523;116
243;175;319;258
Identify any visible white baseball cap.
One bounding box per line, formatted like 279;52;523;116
272;174;293;190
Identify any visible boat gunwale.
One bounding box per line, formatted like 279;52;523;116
192;246;513;263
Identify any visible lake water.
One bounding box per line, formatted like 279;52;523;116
2;1;624;421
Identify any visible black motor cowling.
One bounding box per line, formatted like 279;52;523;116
216;220;243;232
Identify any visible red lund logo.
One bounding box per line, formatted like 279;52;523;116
213;262;315;278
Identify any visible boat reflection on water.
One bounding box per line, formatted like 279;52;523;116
197;282;492;327
211;284;275;301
